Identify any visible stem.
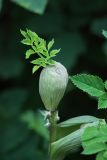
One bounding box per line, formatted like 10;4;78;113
49;110;58;160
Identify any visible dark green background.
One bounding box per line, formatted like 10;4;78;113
0;0;107;160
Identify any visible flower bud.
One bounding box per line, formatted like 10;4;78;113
39;62;68;111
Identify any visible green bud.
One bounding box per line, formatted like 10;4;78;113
39;62;68;111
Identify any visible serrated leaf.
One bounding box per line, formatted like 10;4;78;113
32;65;40;74
25;49;35;59
105;81;107;90
102;30;107;38
98;94;107;109
50;49;61;57
48;39;54;50
70;74;105;97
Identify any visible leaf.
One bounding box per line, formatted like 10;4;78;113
51;128;84;160
70;74;105;97
26;29;38;42
31;58;46;67
56;115;99;142
82;124;107;155
52;116;99;160
98;94;107;109
20;29;28;38
58;115;98;128
21;39;31;45
48;39;54;50
105;81;107;90
11;0;48;14
32;65;40;74
96;151;106;160
31;58;44;65
50;49;61;57
47;59;55;65
25;49;35;59
52;119;100;160
102;30;107;39
103;151;107;158
21;110;49;140
82;143;107;155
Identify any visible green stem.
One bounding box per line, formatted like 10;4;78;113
49;110;58;160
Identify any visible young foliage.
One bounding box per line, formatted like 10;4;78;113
20;29;61;73
70;74;105;97
81;122;107;160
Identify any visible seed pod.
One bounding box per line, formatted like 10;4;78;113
39;62;68;111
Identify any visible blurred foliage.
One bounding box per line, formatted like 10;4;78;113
1;0;107;160
11;0;48;15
